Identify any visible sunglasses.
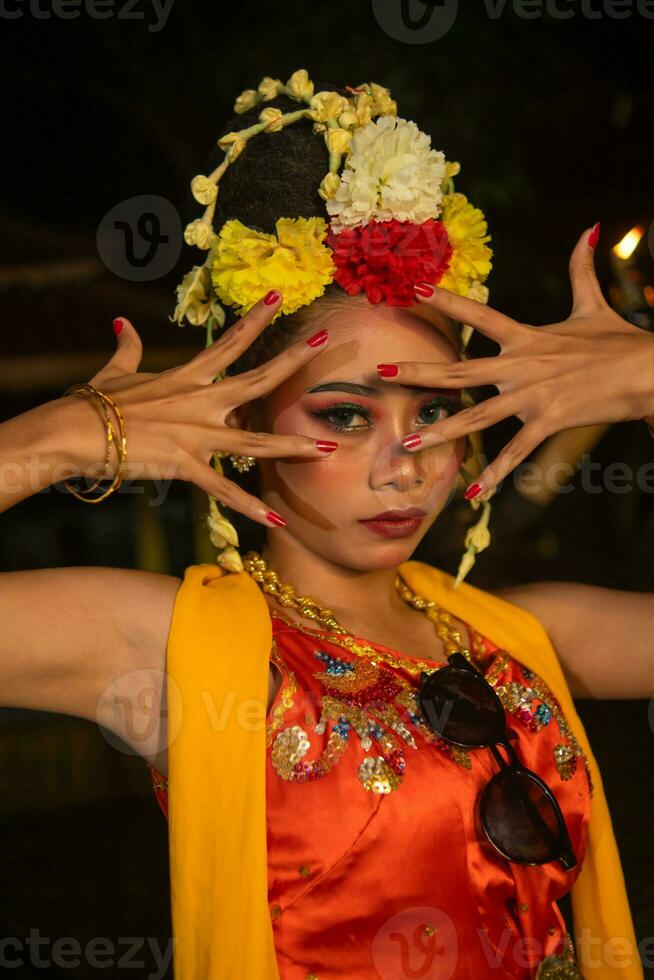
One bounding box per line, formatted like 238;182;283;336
418;652;577;871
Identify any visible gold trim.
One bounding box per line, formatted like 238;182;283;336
266;641;299;748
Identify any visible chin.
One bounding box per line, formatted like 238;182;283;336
310;532;428;573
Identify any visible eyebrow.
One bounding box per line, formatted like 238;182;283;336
306;381;460;398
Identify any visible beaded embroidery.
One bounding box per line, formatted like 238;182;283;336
269;648;473;794
269;620;593;798
483;655;594;795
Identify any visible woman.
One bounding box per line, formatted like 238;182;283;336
1;71;653;979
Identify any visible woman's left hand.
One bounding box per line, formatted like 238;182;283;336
378;226;654;498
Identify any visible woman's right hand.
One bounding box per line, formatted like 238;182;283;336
64;291;332;527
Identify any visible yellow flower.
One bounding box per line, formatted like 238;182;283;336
286;69;314;102
354;91;374;126
310;91;349;123
439;192;493;296
258;76;283;100
191;175;218;206
369;82;397;116
217;546;244;573
218;131;240;149
234;88;259;114
172;263;225;327
259;107;284;132
338;108;359;129
318;172;341;201
184;219;213;250
210;217;336;322
325;127;352;156
467;280;489;304
208;498;240;549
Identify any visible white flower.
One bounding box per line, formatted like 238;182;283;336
326;116;447;233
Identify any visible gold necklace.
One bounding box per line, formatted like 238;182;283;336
242;550;472;663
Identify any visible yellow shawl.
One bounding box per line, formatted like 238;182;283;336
166;560;642;979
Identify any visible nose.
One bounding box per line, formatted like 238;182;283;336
369;438;425;494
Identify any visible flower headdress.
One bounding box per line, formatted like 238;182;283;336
171;70;494;586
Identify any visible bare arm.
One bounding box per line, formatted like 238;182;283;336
495;581;654;699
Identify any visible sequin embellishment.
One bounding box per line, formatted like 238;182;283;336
269;649;472;794
486;658;592;793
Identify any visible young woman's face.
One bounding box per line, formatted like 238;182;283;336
255;302;467;571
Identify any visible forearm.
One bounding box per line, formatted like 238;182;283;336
0;396;107;513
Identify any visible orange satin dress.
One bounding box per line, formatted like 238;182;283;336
148;611;592;979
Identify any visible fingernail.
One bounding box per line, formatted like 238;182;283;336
414;282;434;297
464;482;482;501
377;363;399;378
316;440;338;453
402;434;422;450
264;290;281;306
588;222;601;250
113;317;124;337
266;510;287;527
306;329;328;347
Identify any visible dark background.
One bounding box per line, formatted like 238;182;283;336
0;1;653;976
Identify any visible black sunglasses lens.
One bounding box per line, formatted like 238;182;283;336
480;769;575;867
419;668;505;747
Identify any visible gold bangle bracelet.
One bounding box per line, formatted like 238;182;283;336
68;385;116;493
62;383;127;503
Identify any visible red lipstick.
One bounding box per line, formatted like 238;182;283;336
358;507;427;539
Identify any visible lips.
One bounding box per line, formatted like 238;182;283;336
358;507;427;539
363;508;427;521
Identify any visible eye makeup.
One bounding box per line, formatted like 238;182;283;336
308;393;463;434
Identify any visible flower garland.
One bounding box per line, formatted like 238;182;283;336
170;68;495;584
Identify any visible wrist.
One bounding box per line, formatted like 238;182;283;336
47;395;118;482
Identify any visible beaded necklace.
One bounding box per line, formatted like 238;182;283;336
242;550;472;665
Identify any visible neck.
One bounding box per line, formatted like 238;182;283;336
261;535;409;626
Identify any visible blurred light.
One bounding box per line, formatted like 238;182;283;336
612;226;645;261
644;285;654;307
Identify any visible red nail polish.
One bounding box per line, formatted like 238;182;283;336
588;222;601;250
402;434;422;450
306;329;328;347
377;363;399;378
266;510;287;527
464;482;482;501
113;318;124;337
264;290;281;305
316;440;338;453
414;282;434;297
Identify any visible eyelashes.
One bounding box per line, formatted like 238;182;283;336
310;397;463;433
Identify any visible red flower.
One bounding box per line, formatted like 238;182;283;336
325;218;452;306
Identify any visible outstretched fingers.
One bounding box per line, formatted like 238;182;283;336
184;455;288;529
412;285;524;347
233;327;330;402
189;289;285;379
462;422;546;499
